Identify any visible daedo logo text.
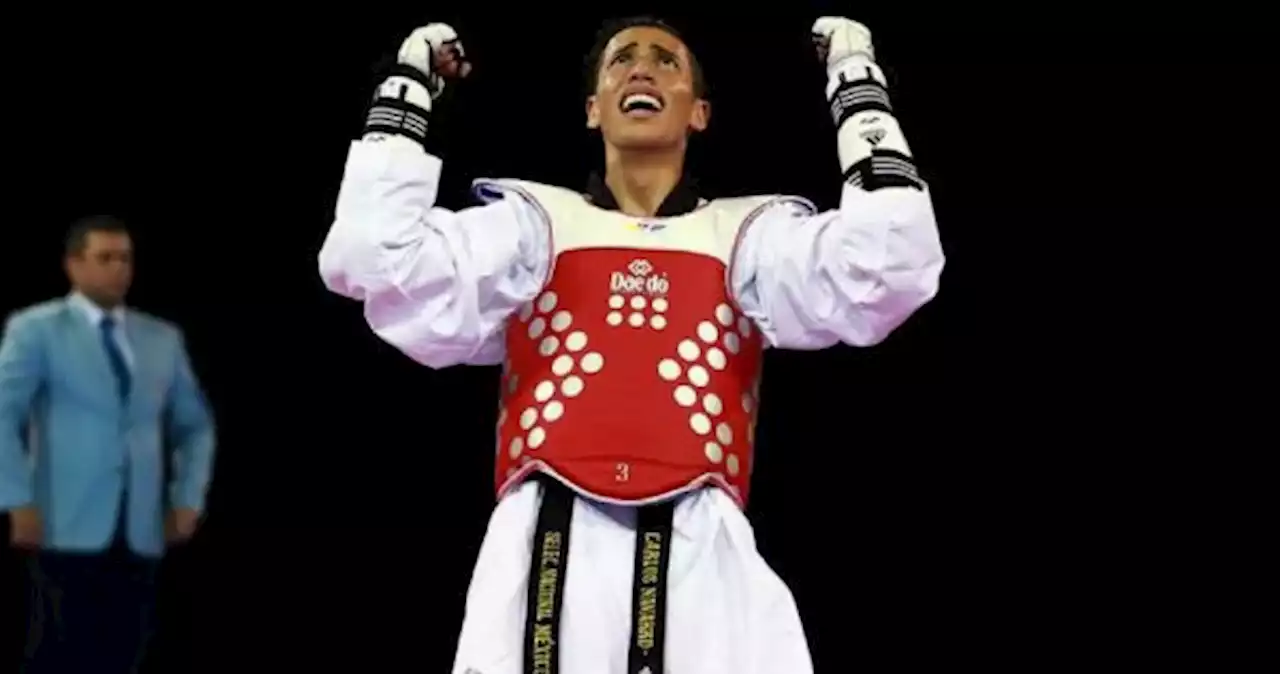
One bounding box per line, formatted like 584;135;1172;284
610;259;670;295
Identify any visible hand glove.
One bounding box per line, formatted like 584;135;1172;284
364;23;472;147
811;17;875;71
811;18;923;191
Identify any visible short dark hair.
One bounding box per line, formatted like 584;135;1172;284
65;215;129;257
583;16;707;99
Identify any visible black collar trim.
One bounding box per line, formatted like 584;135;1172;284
584;172;702;217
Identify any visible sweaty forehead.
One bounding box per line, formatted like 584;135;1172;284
87;231;131;251
605;26;689;60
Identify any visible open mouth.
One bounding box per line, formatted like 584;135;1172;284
620;92;664;118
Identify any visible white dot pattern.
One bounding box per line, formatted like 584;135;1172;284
504;290;608;458
715;423;733;445
649;300;759;476
714;304;734;326
606;288;670;331
724;332;740;354
704;442;723;464
658;359;681;381
687;365;709;388
505;280;761;496
580;352;604;373
562;376;584;397
551;311;573;332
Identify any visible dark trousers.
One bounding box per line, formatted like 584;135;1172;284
23;539;158;674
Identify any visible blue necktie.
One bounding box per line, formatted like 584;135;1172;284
102;316;133;549
100;317;131;399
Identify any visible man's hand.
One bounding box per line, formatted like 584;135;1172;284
365;23;473;145
811;17;875;68
165;508;200;544
396;23;473;99
8;506;41;549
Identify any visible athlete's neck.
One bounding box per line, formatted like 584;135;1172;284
603;144;686;217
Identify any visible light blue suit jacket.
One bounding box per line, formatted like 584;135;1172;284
0;295;216;557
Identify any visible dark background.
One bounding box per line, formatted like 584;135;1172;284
0;5;1246;672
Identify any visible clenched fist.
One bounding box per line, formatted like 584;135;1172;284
811;17;875;69
365;23;473;145
396;23;473;99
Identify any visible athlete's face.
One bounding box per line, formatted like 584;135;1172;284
586;26;709;151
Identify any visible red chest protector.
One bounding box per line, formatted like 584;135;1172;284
476;179;806;509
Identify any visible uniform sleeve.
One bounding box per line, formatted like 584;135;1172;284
730;56;944;349
318;137;552;368
731;185;942;349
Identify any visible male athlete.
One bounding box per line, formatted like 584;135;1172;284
320;15;943;674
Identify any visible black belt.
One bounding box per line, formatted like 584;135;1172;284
523;478;572;674
522;478;676;674
627;499;675;673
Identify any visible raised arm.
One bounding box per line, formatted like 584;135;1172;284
732;18;944;349
318;24;550;368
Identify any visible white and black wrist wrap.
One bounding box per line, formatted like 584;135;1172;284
364;63;438;148
827;58;923;191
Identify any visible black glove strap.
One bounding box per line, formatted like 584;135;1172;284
362;63;438;146
365;98;429;145
843;148;924;191
828;67;892;127
828;68;924;192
